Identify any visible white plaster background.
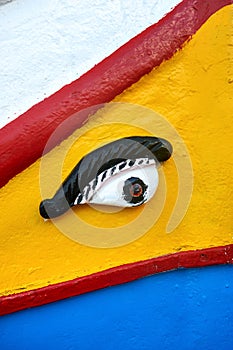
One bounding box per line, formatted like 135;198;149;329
0;0;181;128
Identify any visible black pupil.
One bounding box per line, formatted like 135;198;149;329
123;177;147;204
132;184;142;196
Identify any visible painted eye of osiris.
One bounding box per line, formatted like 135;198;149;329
39;136;172;219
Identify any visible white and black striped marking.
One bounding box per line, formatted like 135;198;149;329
74;158;156;205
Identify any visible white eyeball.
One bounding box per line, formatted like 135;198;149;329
76;158;159;208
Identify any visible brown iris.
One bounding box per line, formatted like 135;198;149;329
129;183;143;198
123;177;147;205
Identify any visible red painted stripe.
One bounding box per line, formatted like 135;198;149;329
0;0;231;188
0;245;233;316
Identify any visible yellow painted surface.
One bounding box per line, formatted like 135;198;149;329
0;5;233;296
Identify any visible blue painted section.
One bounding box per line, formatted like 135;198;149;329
1;265;233;350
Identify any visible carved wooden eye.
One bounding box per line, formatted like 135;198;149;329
39;136;172;219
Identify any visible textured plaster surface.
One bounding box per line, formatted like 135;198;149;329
0;0;181;128
0;5;232;296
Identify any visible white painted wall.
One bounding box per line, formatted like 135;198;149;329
0;0;181;128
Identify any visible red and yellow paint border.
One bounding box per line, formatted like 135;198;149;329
0;0;232;315
0;0;231;188
1;245;233;316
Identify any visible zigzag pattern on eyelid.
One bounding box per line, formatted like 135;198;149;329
74;158;156;205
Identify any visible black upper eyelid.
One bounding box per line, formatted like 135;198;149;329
74;137;172;189
126;137;173;163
